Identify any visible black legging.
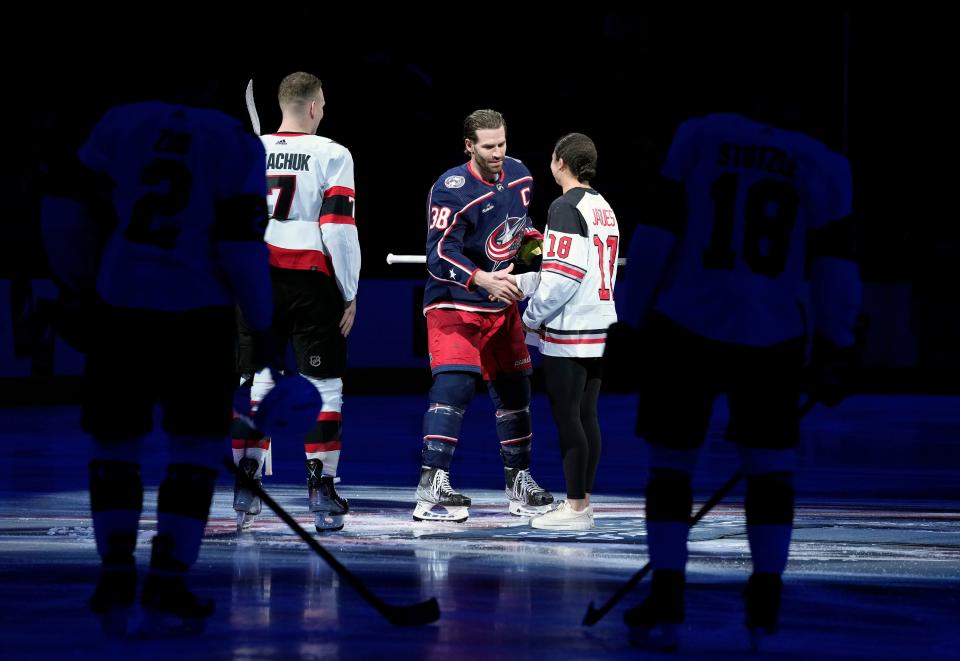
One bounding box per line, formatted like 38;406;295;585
542;355;603;499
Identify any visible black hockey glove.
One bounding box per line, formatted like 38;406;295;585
601;321;645;387
48;285;103;353
808;333;858;407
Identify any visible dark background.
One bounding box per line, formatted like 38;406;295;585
2;8;956;389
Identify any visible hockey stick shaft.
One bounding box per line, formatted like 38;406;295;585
223;458;440;626
245;79;261;135
582;470;743;626
582;397;819;626
386;253;627;266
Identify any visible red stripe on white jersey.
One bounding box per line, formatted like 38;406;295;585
542;336;606;345
542;261;586;280
267;244;333;274
305;441;342;453
318;411;342;422
325;185;355;198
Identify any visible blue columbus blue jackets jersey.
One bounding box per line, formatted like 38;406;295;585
423;157;536;313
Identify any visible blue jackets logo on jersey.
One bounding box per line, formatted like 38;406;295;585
486;215;526;262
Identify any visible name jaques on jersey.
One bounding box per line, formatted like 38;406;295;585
424;157;535;313
655;112;853;347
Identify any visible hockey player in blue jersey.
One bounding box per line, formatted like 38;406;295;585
414;109;553;522
620;111;861;650
41;78;274;636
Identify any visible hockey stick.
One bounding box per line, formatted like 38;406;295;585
223;457;440;626
245;79;261;135
581;396;819;626
386;253;627;266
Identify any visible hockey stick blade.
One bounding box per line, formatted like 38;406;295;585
582;399;819;626
223;457;440;626
582;470;742;626
244;79;261;135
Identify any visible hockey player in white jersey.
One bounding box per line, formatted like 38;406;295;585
506;133;619;531
619;111;861;650
41;81;273;634
234;72;359;533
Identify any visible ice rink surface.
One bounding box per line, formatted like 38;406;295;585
2;394;958;659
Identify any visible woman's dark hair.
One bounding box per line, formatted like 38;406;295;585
554;133;597;182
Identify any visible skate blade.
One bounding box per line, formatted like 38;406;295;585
508;500;554;517
314;512;345;532
137;609;208;638
236;511;257;532
412;502;469;522
628;623;679;652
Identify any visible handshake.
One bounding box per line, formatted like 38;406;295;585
474;235;543;304
475;263;523;304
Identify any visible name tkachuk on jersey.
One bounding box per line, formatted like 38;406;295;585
653;112;853;347
266;152;311;171
518;188;619;358
261;132;360;302
424;157;537;314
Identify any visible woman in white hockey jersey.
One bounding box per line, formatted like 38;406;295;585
510;133;620;530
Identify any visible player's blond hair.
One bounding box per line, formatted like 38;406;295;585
278;72;323;111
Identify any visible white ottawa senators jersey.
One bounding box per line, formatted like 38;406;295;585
77;101;269;312
261;132;360;301
518;188;619;358
654;113;854;346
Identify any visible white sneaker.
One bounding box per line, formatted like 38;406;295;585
530;500;595;530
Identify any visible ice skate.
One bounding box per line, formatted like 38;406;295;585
307;459;349;532
504;466;553;516
233;457;262;531
623;570;685;652
413;466;471;522
139;573;215;637
745;573;783;652
88;565;136;637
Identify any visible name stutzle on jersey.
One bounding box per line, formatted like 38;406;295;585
517;188;619;358
423;157;538;313
627;112;860;348
262;132;360;302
